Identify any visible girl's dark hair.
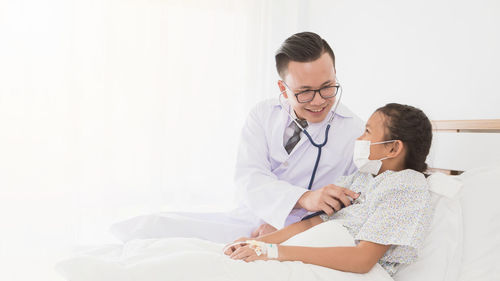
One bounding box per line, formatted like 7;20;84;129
376;103;433;173
275;32;335;79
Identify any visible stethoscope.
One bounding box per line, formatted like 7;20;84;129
279;83;343;191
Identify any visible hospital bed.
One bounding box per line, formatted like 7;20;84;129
56;119;500;281
393;119;500;281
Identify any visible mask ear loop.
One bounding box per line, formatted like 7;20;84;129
373;140;400;161
387;139;402;158
371;140;397;145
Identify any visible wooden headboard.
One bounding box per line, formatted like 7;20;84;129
431;119;500;133
428;119;500;175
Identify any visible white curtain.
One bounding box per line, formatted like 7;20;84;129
0;0;307;280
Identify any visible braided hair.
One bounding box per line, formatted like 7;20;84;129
376;103;433;173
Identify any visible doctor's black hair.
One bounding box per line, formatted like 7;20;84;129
275;32;335;79
376;103;433;173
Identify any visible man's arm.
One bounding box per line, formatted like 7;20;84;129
250;223;277;238
295;184;360;215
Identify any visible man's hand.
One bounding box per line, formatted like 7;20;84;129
297;184;359;216
251;223;277;238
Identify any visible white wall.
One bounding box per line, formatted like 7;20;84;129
302;0;500;121
0;1;308;280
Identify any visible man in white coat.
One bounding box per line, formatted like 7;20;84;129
111;32;364;243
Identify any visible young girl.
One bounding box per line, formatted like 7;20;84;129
224;103;434;276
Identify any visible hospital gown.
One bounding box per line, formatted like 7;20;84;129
320;169;433;276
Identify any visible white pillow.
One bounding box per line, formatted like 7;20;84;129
394;172;463;281
457;166;500;281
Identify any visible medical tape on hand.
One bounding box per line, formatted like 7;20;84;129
246;240;279;259
265;243;278;259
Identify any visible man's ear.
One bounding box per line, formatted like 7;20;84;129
388;140;405;158
278;80;288;99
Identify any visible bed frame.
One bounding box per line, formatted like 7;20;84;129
428;119;500;175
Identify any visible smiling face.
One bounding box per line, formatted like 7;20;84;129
278;52;336;123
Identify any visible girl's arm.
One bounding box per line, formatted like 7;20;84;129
231;240;391;274
276;241;390;273
257;215;323;244
224;216;323;255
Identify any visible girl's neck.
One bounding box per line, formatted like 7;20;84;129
377;161;406;175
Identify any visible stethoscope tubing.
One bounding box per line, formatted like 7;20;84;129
303;124;330;190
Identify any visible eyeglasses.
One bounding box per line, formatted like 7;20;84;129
282;81;340;103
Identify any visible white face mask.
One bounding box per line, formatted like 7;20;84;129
353;140;396;175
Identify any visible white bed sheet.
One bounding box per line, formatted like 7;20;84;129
56;221;393;281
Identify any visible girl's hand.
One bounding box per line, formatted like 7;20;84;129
223;237;249;255
229;245;270;262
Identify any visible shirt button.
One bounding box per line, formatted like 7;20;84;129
283;161;288;167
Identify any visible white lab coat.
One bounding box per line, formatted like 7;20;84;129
111;99;364;243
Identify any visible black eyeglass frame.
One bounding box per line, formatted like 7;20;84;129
282;81;340;104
